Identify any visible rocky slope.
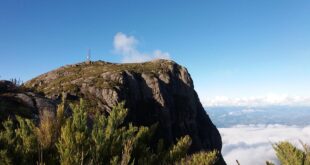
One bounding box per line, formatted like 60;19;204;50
24;59;225;164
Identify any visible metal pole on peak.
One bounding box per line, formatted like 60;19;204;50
86;48;91;63
87;48;91;61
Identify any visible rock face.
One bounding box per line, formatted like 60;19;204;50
0;81;56;123
25;59;225;164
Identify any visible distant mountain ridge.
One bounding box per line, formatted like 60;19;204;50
207;106;310;127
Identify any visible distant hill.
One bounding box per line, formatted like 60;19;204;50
206;106;310;127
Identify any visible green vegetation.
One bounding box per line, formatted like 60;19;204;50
235;141;310;165
265;141;310;165
2;95;309;165
0;99;218;165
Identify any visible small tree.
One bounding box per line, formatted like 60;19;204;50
0;99;219;165
166;135;192;163
56;99;89;165
0;116;38;165
272;141;310;165
178;151;218;165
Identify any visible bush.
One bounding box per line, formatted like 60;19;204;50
265;141;310;165
0;99;218;165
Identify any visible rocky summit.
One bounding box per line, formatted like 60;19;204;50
20;59;224;164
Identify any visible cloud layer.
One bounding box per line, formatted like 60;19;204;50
203;94;310;107
220;125;310;165
113;32;170;63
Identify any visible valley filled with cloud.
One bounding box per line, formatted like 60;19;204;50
219;124;310;165
207;104;310;165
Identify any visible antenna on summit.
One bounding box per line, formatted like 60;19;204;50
86;48;91;64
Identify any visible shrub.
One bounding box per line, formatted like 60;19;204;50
0;99;218;165
266;141;310;165
274;141;310;165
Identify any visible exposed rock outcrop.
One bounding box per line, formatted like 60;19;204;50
25;59;225;164
0;80;56;123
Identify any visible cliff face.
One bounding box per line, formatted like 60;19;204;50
25;59;225;164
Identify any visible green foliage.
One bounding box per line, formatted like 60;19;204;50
178;151;218;165
0;150;12;165
0;116;38;165
89;109;107;164
0;99;219;165
15;116;37;159
56;99;89;165
267;141;310;165
166;135;192;163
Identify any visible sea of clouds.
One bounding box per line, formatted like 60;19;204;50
204;96;310;165
219;124;310;165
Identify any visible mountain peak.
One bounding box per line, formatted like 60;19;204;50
24;60;225;164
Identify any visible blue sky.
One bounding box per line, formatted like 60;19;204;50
1;0;310;103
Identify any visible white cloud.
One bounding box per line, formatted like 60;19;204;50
220;125;310;165
202;94;310;107
153;50;170;59
113;32;171;63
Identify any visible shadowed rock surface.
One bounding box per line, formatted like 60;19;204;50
0;80;56;123
24;59;225;164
